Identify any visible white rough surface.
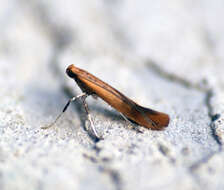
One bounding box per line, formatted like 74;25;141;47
0;0;224;190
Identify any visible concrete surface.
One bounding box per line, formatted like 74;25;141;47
0;0;224;190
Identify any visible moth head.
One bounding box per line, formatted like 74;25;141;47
66;64;77;78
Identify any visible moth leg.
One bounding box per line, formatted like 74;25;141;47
119;112;130;123
119;112;143;133
42;93;87;129
82;96;101;139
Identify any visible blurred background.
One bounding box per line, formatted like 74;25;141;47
0;0;224;190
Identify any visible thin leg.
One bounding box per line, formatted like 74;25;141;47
119;112;130;123
119;112;143;133
82;96;101;139
42;93;87;129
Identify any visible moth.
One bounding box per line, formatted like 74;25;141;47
43;64;170;139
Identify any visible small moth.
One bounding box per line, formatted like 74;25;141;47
43;64;170;138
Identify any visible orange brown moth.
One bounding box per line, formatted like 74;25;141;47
43;64;169;138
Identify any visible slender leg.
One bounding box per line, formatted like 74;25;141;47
82;96;101;139
42;93;87;129
119;112;143;133
119;112;130;123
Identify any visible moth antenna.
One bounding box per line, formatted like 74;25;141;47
42;93;87;129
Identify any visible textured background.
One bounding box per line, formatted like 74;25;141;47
0;1;224;190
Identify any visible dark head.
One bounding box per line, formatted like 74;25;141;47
66;64;93;95
66;64;77;78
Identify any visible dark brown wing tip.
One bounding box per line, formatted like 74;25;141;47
134;105;170;130
153;113;170;130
